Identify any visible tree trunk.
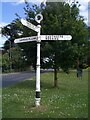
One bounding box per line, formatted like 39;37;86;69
54;66;58;87
54;52;58;87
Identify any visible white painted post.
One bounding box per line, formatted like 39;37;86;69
35;25;41;107
15;14;72;107
20;14;43;107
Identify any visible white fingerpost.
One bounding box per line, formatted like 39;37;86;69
20;14;43;107
15;13;72;107
35;25;41;107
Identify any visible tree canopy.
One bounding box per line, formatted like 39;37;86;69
2;1;89;86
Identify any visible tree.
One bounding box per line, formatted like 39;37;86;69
2;52;10;72
40;2;88;87
2;45;26;72
2;1;88;87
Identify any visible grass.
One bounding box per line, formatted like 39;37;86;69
0;88;2;119
2;69;88;118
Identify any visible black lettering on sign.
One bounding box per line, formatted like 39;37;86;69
53;36;55;40
44;35;65;40
61;35;63;38
45;35;47;40
56;36;58;40
54;36;57;40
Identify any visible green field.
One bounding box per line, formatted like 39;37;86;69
2;69;88;118
0;88;2;119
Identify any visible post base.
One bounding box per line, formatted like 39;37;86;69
35;98;41;107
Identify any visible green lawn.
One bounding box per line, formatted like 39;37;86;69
2;69;88;118
0;88;2;119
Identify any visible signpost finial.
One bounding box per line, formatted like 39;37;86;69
35;14;43;24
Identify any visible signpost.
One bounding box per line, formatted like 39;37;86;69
21;19;39;32
14;36;38;43
21;15;42;107
14;14;72;107
15;35;72;43
41;35;72;41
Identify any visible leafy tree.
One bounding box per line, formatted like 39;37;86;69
2;52;10;72
11;45;27;71
2;1;88;87
40;2;88;87
2;45;26;72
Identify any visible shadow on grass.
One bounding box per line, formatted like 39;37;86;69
9;79;55;90
41;81;56;89
10;79;36;90
12;80;68;91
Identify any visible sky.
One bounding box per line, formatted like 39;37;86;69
0;0;89;47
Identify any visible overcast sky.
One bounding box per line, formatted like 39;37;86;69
0;0;89;47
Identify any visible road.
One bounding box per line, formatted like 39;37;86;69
2;71;35;88
1;69;53;88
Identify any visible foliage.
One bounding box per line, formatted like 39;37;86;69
41;2;88;69
2;46;26;72
2;52;10;71
1;1;88;86
2;2;88;68
11;46;27;70
40;2;88;86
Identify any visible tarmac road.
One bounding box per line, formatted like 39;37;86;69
2;71;35;88
1;69;53;88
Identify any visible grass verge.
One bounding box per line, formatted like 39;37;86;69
2;70;88;118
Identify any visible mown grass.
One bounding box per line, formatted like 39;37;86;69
2;69;88;118
0;88;2;119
